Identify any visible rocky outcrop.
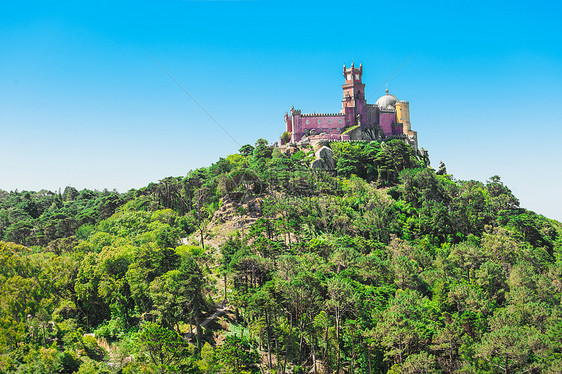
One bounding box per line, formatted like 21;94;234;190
361;127;384;141
343;125;362;140
436;161;447;175
279;144;299;156
211;195;263;225
311;146;335;170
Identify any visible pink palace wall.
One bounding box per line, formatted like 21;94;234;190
292;114;346;139
379;112;395;136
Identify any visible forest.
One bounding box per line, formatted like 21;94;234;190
1;138;561;374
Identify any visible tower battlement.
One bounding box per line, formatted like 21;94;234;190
343;62;363;80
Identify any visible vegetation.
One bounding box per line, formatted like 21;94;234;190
1;138;561;373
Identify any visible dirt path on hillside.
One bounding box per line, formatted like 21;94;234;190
183;300;229;340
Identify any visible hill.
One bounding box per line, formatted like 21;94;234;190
1;138;561;373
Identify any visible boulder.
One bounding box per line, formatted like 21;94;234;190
436;161;447;175
310;159;325;169
312;146;335;170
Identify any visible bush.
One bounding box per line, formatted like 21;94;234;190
82;335;106;361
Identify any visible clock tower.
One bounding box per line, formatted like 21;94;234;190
342;62;367;128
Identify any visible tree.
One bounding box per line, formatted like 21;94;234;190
191;187;212;249
326;277;357;373
476;324;549;373
215;335;260;374
401;351;439;374
149;254;205;350
62;186;79;202
133;322;199;374
248;282;279;371
375;289;436;366
239;144;255;156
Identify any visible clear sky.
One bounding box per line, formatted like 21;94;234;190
1;0;561;221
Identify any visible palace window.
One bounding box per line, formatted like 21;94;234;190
317;119;321;125
306;119;310;125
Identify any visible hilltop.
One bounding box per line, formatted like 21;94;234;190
1;138;561;373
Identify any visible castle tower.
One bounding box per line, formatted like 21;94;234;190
395;101;411;133
395;100;418;150
342;62;367;127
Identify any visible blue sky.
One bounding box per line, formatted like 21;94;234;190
1;0;561;221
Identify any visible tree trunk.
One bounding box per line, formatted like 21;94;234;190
194;302;202;353
336;308;340;374
266;311;273;371
350;330;356;374
311;331;318;374
199;227;205;249
324;324;330;371
284;314;293;374
299;319;304;369
224;273;227;302
276;335;282;373
367;346;372;374
196;316;202;353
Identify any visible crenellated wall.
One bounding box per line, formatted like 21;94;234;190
291;112;346;142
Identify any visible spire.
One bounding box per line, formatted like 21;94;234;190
386;88;389;95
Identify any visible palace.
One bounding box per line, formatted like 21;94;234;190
282;63;418;150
